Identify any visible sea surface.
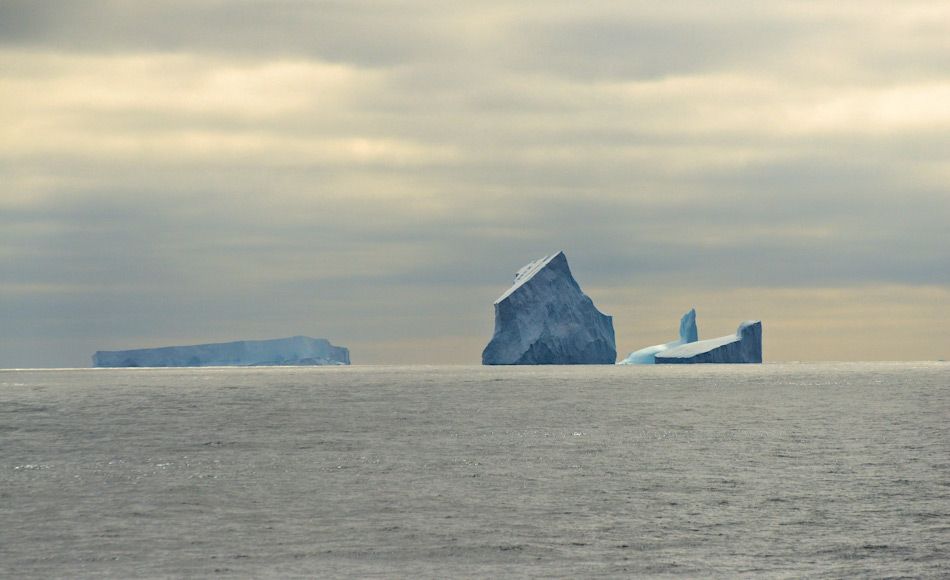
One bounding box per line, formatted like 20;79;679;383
1;363;948;578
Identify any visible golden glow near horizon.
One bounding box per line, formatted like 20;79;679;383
1;1;948;365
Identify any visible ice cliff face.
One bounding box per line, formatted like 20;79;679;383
92;336;350;367
655;321;761;364
482;251;616;365
618;309;698;365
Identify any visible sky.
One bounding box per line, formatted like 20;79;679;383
1;0;949;367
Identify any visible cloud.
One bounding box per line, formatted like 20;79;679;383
0;0;463;66
1;2;949;365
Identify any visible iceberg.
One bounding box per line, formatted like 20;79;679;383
482;251;616;365
92;336;350;367
618;309;698;365
654;321;762;364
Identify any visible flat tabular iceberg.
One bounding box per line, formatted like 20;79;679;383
655;321;761;364
482;251;616;365
92;336;350;367
619;309;698;365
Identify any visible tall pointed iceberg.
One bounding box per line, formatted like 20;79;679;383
619;309;698;365
482;251;616;365
655;321;762;364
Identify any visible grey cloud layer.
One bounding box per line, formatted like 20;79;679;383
1;1;949;365
0;0;459;65
5;1;949;80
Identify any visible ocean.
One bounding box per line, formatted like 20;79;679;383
1;363;948;578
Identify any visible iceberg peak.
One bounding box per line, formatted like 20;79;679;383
483;251;615;365
494;251;568;304
679;308;698;343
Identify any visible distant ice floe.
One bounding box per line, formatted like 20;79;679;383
92;336;350;367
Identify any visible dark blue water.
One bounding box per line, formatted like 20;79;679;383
2;363;948;578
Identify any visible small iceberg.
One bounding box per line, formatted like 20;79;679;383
655;321;762;364
618;309;698;365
